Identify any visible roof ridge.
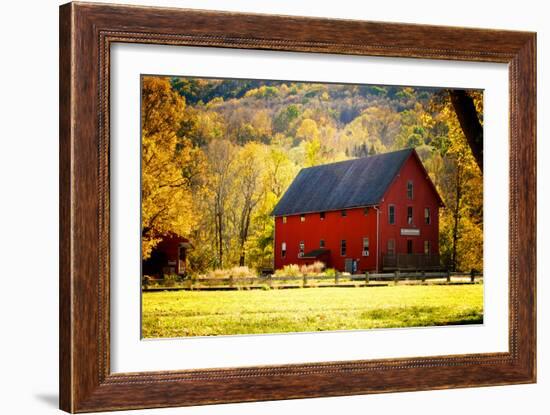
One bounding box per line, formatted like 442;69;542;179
272;147;417;217
299;147;414;172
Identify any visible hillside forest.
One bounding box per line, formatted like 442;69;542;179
141;76;483;274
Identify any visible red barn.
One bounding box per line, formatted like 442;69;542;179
272;148;444;273
142;234;192;277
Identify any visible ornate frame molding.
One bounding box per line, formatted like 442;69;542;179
60;2;536;412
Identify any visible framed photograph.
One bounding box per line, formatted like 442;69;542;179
59;2;536;412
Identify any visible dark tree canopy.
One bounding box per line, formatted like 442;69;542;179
449;90;484;173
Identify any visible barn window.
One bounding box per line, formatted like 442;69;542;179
282;216;287;224
320;239;325;248
340;240;347;256
362;237;370;257
299;241;305;257
407;240;413;254
341;210;347;217
407;180;414;199
424;240;431;255
424;207;431;224
281;242;287;258
320;212;325;220
300;214;305;222
387;239;395;256
407;206;413;225
388;205;395;224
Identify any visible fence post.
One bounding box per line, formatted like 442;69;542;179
421;270;426;283
470;269;475;283
365;272;369;285
335;272;339;285
394;270;400;284
446;271;451;283
229;276;234;288
303;274;307;287
268;274;273;288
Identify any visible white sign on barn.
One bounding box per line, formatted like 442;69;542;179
400;228;420;236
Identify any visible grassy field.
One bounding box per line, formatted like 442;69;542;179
142;284;483;338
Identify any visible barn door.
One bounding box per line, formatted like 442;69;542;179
345;258;354;273
177;245;186;275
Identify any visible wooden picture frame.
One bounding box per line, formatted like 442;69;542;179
59;2;536;412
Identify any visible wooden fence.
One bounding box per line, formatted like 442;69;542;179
382;254;441;271
143;270;482;291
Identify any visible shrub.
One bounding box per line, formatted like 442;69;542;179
311;261;325;274
206;266;256;279
274;262;328;278
163;274;180;287
274;264;302;278
298;261;325;276
142;275;154;287
324;268;337;277
299;264;311;275
230;266;255;278
206;269;228;279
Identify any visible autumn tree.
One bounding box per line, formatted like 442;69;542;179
360;106;400;148
428;103;483;271
340;113;387;157
246;146;298;269
179;106;226;147
230;143;266;265
295;118;320;142
273;104;300;134
141;76;205;259
205;139;237;268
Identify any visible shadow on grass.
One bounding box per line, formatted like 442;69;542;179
360;305;483;328
438;317;484;326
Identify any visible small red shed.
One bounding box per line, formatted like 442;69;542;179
272;148;444;273
142;234;192;277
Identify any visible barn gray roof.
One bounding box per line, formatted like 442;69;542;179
272;148;414;217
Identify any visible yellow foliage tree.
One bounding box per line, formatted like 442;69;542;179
296;118;320;142
436;103;483;271
141;76;205;259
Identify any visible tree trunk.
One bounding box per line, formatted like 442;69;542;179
216;211;223;268
238;207;252;266
449;90;484;173
451;165;463;271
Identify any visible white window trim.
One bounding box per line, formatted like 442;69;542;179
362;237;370;257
